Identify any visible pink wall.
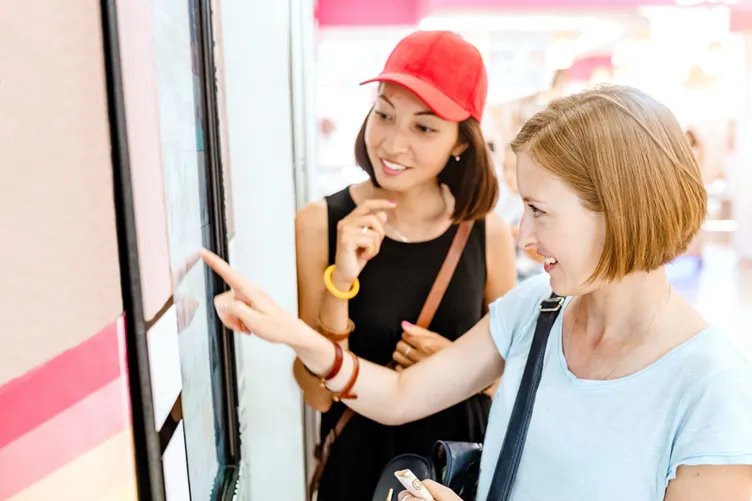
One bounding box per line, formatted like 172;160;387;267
425;0;673;10
567;55;614;81
0;0;124;386
731;10;752;31
0;0;137;499
317;0;752;27
316;0;421;26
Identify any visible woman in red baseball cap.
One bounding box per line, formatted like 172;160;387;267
289;30;517;500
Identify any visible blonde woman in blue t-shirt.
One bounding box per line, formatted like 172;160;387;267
201;85;752;501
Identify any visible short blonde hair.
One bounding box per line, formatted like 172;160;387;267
511;85;707;282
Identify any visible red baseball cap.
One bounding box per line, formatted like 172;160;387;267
360;31;488;122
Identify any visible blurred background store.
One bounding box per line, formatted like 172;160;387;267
312;0;752;356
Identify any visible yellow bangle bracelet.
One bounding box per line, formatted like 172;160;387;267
323;264;360;300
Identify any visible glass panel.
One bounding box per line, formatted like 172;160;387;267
152;0;228;497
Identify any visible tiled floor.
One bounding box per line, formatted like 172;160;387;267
667;244;752;357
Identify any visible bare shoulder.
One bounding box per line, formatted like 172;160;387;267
484;211;514;246
483;211;517;303
486;212;515;256
295;199;328;240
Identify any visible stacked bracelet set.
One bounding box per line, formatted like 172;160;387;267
313;264;360;400
318;342;359;402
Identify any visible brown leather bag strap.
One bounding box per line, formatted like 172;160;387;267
309;406;353;500
308;220;475;501
415;220;474;328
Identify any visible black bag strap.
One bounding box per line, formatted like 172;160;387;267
485;293;565;501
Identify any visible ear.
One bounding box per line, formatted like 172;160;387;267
451;141;469;158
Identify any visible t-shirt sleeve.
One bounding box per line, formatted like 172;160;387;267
488;274;551;360
667;365;752;484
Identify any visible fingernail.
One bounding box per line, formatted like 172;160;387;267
402;321;412;328
388;200;397;204
217;303;227;311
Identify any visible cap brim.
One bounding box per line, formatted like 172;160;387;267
360;73;470;122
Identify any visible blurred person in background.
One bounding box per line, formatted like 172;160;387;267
683;129;708;266
493;140;545;281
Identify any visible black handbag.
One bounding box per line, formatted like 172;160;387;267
371;293;564;501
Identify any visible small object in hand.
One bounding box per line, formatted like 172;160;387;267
386;487;393;501
394;469;435;501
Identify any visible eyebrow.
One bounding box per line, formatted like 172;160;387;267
522;196;545;205
378;94;436;117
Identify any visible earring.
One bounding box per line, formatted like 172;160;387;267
455;155;460;162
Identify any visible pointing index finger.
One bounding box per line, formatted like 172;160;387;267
200;248;244;290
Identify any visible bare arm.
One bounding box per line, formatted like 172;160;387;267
201;247;503;427
295;201;350;349
293;198;391;409
292;314;504;426
665;465;752;501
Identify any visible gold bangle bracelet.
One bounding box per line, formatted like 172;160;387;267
317;315;355;341
323;264;360;300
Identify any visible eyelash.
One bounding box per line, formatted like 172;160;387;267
373;110;436;134
528;204;545;217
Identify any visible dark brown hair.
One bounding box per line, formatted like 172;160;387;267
353;111;499;222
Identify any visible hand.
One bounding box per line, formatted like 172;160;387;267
398;479;462;501
392;321;452;370
200;249;305;344
210;290;250;333
332;199;396;285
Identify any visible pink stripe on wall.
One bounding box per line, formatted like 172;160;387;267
0;379;129;500
0;319;123;449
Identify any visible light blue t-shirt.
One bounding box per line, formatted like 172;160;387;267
476;274;752;501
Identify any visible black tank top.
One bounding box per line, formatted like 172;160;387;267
317;187;491;501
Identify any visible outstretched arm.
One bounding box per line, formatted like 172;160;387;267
202;248;505;426
665;465;752;501
294;314;503;425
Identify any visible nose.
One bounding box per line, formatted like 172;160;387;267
517;212;537;251
382;124;409;156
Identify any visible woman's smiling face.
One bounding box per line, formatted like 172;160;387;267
515;151;606;296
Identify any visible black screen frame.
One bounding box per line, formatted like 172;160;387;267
101;0;241;498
